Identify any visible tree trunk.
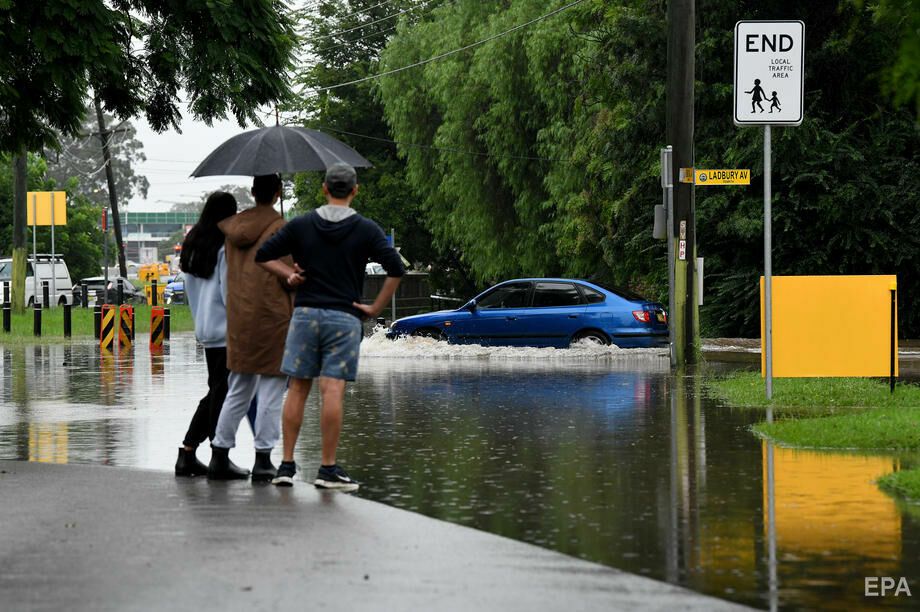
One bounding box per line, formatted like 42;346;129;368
11;151;28;314
94;97;128;278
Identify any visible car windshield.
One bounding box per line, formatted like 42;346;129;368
0;262;10;282
588;282;646;302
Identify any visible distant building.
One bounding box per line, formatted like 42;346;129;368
121;212;197;262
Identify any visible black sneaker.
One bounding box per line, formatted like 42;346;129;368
272;461;297;487
315;465;360;491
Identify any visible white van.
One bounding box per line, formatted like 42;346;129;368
0;255;74;306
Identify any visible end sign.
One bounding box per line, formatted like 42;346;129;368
734;21;804;126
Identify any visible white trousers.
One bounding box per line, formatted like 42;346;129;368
212;372;286;451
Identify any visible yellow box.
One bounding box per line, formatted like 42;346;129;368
26;191;67;225
761;275;897;377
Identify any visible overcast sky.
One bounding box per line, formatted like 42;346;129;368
128;109;256;212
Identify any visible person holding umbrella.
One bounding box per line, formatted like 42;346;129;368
208;174;293;481
255;163;404;489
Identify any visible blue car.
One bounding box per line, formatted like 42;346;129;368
163;274;185;305
387;278;668;348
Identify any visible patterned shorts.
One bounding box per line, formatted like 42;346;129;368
281;307;362;381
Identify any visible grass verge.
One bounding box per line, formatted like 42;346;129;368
0;304;194;345
878;469;920;503
706;371;920;417
753;407;920;451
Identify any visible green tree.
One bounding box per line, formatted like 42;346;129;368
378;0;920;336
289;0;476;292
0;154;104;291
0;0;297;311
46;103;150;206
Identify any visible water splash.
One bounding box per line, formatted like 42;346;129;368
360;327;669;361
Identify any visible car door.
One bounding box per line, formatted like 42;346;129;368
515;281;587;347
449;282;533;346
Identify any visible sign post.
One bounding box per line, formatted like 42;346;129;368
734;20;805;399
26;191;67;308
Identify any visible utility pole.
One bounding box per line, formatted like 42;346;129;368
11;151;27;314
94;96;128;278
666;0;698;366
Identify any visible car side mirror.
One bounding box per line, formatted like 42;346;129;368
467;299;478;311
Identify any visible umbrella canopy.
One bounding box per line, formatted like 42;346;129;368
190;125;372;177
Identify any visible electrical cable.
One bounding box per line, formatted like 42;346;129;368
313;24;397;53
308;0;435;43
310;0;589;92
316;125;573;163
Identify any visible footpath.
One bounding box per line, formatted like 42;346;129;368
0;460;750;611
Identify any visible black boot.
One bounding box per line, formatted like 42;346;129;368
251;450;277;483
207;446;250;480
175;447;208;477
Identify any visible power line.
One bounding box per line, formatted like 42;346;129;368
316;125;573;163
314;24;398;54
311;0;589;93
308;0;435;43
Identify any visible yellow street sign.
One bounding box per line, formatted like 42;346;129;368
26;191;67;225
694;169;750;185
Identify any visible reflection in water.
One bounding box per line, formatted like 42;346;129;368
0;336;918;610
29;423;68;464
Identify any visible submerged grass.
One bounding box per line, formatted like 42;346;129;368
753;407;920;451
878;469;920;503
0;304;194;346
705;371;920;417
708;371;920;450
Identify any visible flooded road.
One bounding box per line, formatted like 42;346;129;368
1;333;918;610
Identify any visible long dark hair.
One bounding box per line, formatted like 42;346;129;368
179;192;237;278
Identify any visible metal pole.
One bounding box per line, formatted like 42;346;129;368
764;125;773;400
103;220;109;305
891;288;896;394
390;228;397;323
663;146;676;368
50;192;56;308
32;194;38;308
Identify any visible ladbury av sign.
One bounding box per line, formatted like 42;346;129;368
734;20;804;126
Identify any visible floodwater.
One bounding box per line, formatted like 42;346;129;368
1;333;919;611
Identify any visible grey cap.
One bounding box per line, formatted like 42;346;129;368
324;162;357;196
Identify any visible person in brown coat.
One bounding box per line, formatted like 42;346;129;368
208;174;293;481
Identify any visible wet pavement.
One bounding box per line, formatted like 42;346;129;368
0;460;748;612
2;333;919;610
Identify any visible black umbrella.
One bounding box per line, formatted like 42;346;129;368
190;125;372;177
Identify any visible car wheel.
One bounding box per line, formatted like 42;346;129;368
412;328;446;341
572;330;610;346
58;295;68;306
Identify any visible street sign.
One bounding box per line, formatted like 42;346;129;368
26;191;67;226
695;169;750;185
734;21;804;126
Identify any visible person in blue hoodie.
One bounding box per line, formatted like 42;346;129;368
174;192;237;476
256;163;404;490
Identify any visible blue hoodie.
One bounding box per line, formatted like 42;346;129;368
184;246;227;348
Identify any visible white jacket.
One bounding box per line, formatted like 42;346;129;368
184;246;227;349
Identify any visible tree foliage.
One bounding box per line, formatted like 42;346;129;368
290;0;476;292
46;103;150;206
377;0;920;335
0;0;297;153
0;154;104;282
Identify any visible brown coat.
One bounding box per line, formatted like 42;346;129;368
219;206;293;376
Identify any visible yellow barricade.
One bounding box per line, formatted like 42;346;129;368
150;306;165;352
118;305;133;349
100;304;116;352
